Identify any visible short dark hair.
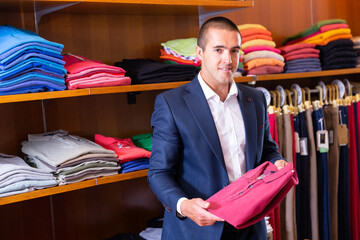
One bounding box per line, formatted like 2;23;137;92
197;16;241;50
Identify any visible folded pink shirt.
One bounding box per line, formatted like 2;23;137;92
243;46;281;55
247;65;284;75
283;48;320;58
320;23;349;32
207;161;298;229
63;54;125;75
278;43;316;55
67;76;131;90
94;134;151;163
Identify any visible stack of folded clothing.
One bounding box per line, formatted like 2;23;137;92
238;24;284;75
282;19;352;46
316;39;356;70
278;43;322;73
95;134;151;173
22;130;120;185
352;36;360;67
115;59;198;84
0;25;66;95
0;153;57;197
160;38;201;68
63;53;131;89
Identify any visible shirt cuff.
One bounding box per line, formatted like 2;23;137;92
176;197;188;217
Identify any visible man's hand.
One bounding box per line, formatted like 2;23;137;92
180;198;224;226
274;160;288;170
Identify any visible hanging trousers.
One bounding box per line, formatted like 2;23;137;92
305;108;319;240
338;106;351;240
268;113;281;240
280;113;297;240
312;108;331;240
348;103;360;240
324;105;340;240
296;111;312;239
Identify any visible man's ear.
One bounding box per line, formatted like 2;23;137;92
196;46;203;61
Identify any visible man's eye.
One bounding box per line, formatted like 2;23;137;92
232;50;240;54
215;49;222;53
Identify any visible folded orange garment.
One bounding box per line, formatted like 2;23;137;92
238;24;267;31
244;58;285;71
243;34;273;43
240;28;272;38
160;49;201;66
319;33;353;46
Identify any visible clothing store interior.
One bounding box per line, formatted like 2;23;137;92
0;0;360;239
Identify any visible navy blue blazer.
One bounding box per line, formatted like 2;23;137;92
148;76;284;240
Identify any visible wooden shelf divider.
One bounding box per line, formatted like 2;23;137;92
0;169;148;206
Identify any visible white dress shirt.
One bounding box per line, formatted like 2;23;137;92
197;73;246;183
177;73;247;215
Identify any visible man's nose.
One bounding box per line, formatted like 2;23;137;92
222;51;232;64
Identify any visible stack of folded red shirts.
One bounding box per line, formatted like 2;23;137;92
238;24;284;75
95;134;151;173
160;38;201;68
282;19;352;46
63;53;131;90
278;43;321;73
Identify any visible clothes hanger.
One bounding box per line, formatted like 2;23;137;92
291;88;300;114
313;85;324;109
283;89;293;114
268;90;277;115
303;87;312;109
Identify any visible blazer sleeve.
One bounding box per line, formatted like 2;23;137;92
259;91;286;164
147;93;187;215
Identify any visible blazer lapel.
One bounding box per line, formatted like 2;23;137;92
182;79;226;171
237;85;257;171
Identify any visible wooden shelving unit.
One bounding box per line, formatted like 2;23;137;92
0;169;148;206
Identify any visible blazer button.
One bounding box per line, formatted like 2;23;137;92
247;97;252;102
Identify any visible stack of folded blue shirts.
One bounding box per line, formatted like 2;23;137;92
120;158;150;173
0;25;66;95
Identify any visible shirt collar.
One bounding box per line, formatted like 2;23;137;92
197;72;238;103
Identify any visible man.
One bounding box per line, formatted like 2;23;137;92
148;16;286;240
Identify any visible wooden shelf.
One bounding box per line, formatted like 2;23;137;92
1;68;360;104
0;169;148;206
2;0;253;15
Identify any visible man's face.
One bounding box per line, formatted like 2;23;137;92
196;28;241;89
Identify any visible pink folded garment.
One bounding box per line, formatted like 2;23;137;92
94;134;151;163
278;43;316;54
67;76;131;90
283;48;320;58
320;23;349;32
207;161;298;229
63;54;125;75
66;68;125;81
243;46;281;55
65;72;125;83
285;53;319;61
247;65;284;75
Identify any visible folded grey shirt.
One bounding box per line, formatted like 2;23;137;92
21;130;117;167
